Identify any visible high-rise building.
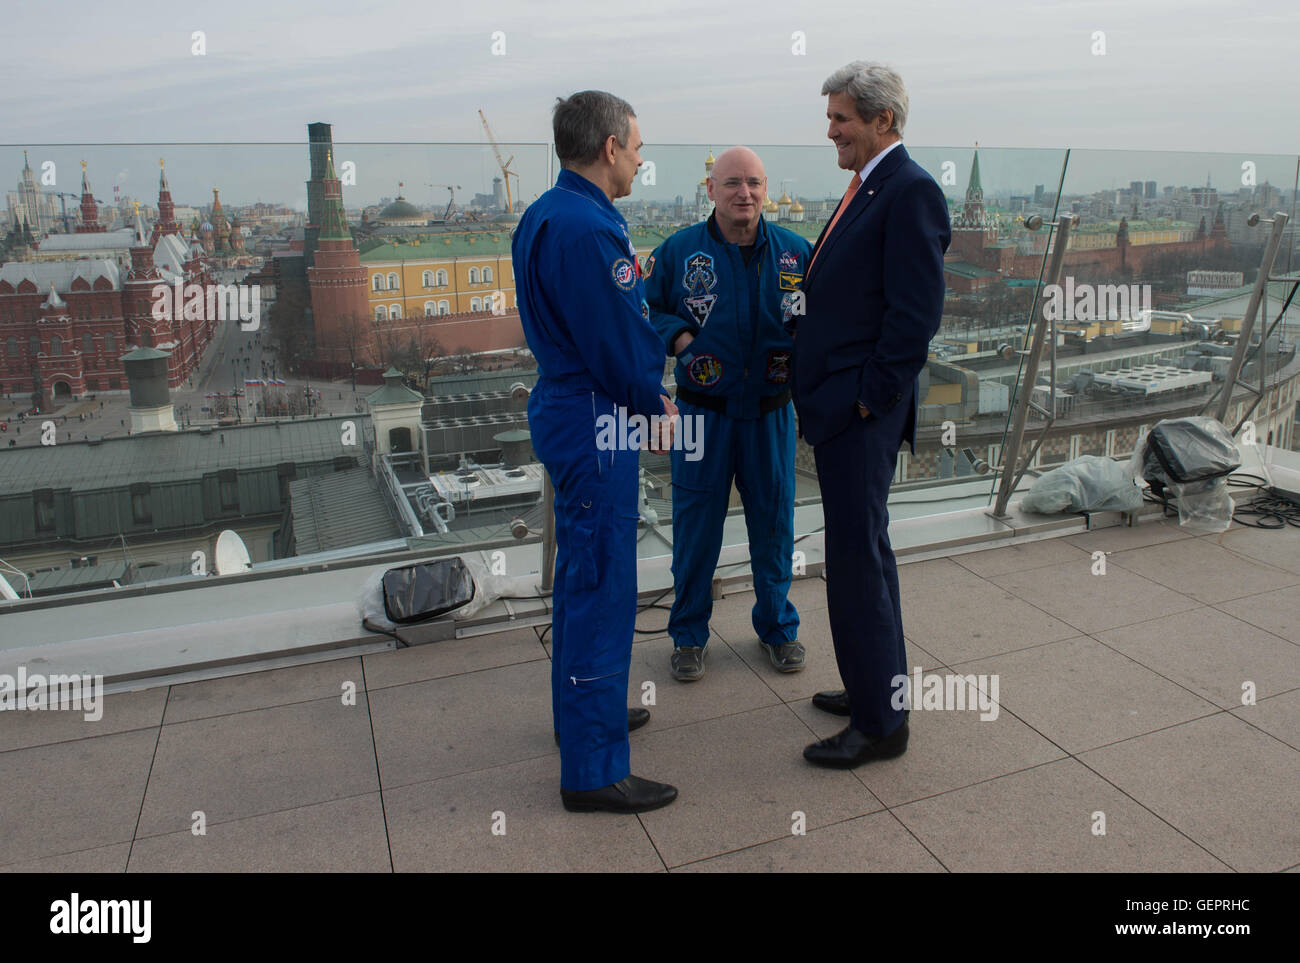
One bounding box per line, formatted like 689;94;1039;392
7;151;58;233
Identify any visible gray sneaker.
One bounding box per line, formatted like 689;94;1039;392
762;640;806;673
670;644;707;682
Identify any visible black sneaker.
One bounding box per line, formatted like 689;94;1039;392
762;640;806;673
670;644;707;682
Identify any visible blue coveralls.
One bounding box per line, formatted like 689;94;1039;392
643;214;810;650
512;169;668;792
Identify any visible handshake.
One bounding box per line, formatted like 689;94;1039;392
650;396;679;454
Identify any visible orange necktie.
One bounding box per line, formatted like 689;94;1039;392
808;172;862;274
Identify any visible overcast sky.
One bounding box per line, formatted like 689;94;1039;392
4;0;1298;208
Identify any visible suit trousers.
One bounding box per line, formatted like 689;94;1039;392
812;407;908;738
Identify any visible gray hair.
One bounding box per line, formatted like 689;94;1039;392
821;62;908;136
552;91;636;169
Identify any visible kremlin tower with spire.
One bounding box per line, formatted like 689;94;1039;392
307;147;371;365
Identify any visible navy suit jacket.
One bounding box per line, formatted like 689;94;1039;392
791;144;951;450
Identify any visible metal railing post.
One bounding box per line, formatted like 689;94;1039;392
991;213;1075;518
1206;211;1289;426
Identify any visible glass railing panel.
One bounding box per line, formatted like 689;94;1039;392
992;148;1300;509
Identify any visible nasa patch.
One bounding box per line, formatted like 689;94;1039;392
688;354;723;387
684;293;717;327
765;349;792;384
778;251;799;270
611;257;637;291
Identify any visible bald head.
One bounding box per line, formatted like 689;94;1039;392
711;146;766;182
707;145;767;243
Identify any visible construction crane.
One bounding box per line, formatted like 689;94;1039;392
427;183;462;220
478;109;519;214
51;192;83;233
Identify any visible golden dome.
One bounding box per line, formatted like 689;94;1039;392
778;192;792;205
790;200;804;212
704;149;715;170
763;196;779;213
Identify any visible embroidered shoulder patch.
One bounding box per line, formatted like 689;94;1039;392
611;257;637;291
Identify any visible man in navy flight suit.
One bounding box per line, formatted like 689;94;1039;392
791;62;950;768
644;146;809;682
512;90;679;813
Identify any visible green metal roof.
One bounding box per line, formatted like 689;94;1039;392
360;233;513;261
121;346;171;361
0;415;368;494
366;372;423;406
944;261;1001;279
289;467;401;555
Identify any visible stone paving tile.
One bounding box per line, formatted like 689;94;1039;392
894;758;1231;872
0;842;130;874
1108;537;1300;605
1210;523;1300;576
633;705;883;868
164;657;363;723
137;695;377;837
952;636;1220;753
1063;518;1192;553
988;558;1202;635
0;729;157;866
720;606;947;707
790;692;1067;808
0;686;166;753
901;569;1080;664
363;627;547;690
1215;586;1300;645
1080;714;1300;873
129;793;390;872
384;755;664;872
676;810;945;873
1229;688;1300;751
1094;606;1300;708
369;659;555;791
623;630;780;732
952;537;1092;578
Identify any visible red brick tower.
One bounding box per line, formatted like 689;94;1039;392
308;149;372;366
150;158;182;245
75;161;106;233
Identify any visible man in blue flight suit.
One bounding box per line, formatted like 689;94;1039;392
512;90;679;814
644;146;809;682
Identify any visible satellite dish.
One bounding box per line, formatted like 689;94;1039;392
214;530;253;575
0;573;19;601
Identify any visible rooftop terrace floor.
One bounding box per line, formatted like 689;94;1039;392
1;514;1297;873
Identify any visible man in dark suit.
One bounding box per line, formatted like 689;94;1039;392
789;62;951;768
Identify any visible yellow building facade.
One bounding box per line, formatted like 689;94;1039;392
361;251;517;322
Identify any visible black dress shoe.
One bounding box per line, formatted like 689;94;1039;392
811;689;850;715
803;721;909;769
560;775;678;813
554;707;650;746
